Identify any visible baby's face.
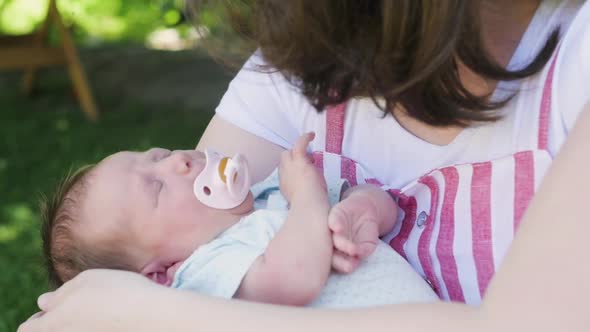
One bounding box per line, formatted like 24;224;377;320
81;148;252;284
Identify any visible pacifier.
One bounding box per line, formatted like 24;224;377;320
193;149;251;210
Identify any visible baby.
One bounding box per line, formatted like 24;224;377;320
41;133;437;308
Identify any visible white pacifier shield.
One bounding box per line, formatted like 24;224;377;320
193;149;251;210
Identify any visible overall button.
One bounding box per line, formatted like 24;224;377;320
416;211;428;228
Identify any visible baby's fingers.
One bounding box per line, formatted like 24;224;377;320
328;203;349;233
333;234;360;257
332;250;360;274
354;219;379;258
356;239;378;259
292;132;315;158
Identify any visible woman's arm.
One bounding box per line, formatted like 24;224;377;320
480;102;590;331
20;105;590;332
197;115;285;184
19;269;479;332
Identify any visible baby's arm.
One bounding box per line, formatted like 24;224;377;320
234;133;332;306
339;184;398;235
329;184;398;273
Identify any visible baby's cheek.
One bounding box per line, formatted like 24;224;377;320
171;194;198;213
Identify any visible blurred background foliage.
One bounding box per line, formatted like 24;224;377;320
0;1;252;331
0;0;188;42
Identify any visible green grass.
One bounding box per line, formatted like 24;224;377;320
0;46;231;331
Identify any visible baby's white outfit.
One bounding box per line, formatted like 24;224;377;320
172;170;438;308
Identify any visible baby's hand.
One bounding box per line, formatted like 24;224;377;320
279;132;327;202
328;190;380;274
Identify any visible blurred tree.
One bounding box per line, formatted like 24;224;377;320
0;0;187;43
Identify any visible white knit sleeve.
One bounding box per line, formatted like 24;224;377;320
215;52;310;150
555;1;590;132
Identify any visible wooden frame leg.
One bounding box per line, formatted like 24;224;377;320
51;0;99;121
8;0;99;120
22;2;52;96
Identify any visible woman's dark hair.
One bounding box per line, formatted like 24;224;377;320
189;0;559;126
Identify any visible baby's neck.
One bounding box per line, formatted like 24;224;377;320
144;194;256;287
208;191;256;232
228;191;256;216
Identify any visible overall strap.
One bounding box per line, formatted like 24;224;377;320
325;103;347;154
538;46;561;151
322;102;363;186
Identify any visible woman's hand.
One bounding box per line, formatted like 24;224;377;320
18;269;166;332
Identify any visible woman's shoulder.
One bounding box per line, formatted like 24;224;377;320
554;0;590;133
560;0;590;62
215;51;318;149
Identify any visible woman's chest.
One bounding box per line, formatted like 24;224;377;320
307;95;553;189
380;148;552;304
308;56;560;304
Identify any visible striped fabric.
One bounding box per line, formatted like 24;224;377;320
312;50;560;305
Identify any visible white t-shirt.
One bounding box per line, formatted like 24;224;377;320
215;0;589;190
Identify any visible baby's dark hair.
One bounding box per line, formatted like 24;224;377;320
40;165;134;288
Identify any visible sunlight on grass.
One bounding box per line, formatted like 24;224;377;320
55;118;70;132
0;203;36;243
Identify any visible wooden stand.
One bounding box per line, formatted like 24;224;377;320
0;0;99;120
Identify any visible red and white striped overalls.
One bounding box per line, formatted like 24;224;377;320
312;50;560;305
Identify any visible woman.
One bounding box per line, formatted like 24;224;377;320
20;0;590;331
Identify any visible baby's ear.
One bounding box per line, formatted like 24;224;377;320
141;262;174;287
145;271;172;286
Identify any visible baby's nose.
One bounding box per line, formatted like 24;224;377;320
169;151;193;175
